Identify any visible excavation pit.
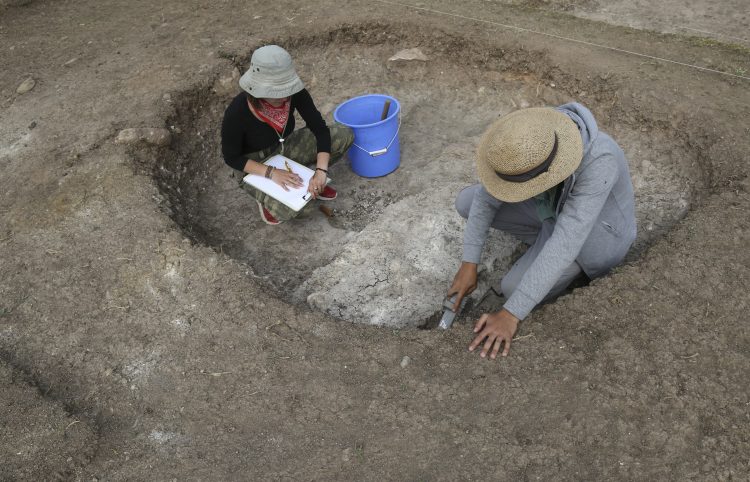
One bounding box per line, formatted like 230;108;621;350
151;24;705;328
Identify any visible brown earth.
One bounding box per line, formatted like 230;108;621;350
0;362;97;481
1;0;749;480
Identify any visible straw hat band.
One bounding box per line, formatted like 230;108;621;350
497;133;558;183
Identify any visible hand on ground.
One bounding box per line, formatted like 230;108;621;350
469;309;519;359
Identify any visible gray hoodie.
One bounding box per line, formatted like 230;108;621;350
463;103;636;319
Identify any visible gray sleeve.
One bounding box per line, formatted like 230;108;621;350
463;186;502;264
503;157;619;320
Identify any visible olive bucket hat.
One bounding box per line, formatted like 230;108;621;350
476;107;584;203
239;45;304;99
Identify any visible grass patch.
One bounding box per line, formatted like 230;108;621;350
685;36;750;56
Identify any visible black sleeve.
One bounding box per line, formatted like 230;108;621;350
221;101;248;172
294;89;331;153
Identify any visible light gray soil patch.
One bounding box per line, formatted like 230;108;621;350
484;0;750;46
148;25;704;327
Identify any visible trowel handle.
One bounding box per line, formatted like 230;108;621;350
380;100;392;120
443;294;459;312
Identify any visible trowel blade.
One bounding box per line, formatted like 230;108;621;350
438;309;456;330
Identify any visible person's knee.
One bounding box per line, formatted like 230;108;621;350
332;124;354;154
500;271;521;298
454;186;475;219
343;125;354;149
454;197;468;219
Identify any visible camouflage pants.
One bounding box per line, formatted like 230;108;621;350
241;124;354;222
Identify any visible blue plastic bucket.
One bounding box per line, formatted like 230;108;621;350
333;94;401;178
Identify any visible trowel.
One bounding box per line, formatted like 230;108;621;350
438;294;466;330
437;288;497;330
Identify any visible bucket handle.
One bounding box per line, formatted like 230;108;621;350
350;115;401;157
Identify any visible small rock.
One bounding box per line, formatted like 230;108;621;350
307;72;318;88
64;57;78;66
388;48;428;62
115;127;172;146
28;120;37;129
400;356;411;368
16;77;35;94
212;67;241;96
319;102;335;115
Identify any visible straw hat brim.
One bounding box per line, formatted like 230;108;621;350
477;108;583;203
239;70;304;99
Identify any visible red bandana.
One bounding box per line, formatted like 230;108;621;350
248;97;291;134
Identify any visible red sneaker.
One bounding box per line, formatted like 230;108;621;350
257;201;280;225
317;185;337;201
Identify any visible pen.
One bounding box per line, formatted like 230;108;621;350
284;160;293;173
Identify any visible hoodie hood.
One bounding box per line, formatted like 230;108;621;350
556;102;598;157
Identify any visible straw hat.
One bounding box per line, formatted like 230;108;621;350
477;107;583;203
239;45;304;99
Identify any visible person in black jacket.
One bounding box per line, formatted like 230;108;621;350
221;45;353;225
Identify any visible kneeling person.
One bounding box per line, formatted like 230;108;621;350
450;103;636;359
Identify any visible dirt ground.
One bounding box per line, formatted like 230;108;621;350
523;0;750;46
1;0;749;480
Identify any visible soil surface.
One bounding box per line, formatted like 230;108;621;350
519;0;750;46
1;0;749;480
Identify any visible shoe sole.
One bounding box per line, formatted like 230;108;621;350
257;201;280;225
317;190;337;201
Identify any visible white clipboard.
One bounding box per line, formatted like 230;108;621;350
242;154;330;212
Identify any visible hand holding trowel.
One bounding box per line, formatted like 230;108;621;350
440;262;478;329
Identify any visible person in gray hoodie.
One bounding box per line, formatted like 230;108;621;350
450;103;636;359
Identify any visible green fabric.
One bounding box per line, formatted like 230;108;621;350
533;184;560;221
240;123;354;222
